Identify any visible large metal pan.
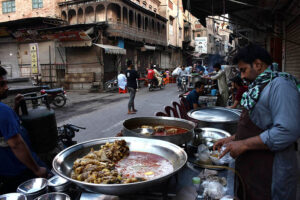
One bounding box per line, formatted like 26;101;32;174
188;107;241;134
122;117;196;145
52;137;187;195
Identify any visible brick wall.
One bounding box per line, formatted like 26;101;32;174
0;0;64;22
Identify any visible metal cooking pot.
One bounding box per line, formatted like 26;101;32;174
122;117;196;145
52;137;187;195
187;107;241;134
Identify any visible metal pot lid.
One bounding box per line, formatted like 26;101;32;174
188;107;240;123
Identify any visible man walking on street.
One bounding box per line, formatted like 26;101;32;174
214;44;300;200
125;60;139;114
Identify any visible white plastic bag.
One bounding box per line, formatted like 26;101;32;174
172;67;181;76
202;180;226;199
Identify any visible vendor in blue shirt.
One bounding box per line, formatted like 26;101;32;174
186;81;205;110
0;66;48;194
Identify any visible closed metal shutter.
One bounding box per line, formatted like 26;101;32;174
285;16;300;80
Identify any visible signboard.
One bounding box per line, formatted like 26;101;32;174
29;43;39;74
195;37;207;54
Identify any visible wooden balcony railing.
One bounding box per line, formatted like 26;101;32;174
106;22;167;46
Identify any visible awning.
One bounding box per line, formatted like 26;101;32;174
58;40;92;47
93;43;126;55
141;45;156;51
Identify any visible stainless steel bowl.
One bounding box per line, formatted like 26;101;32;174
52;137;187;195
34;192;70;200
197;127;231;148
17;178;48;200
123;116;196;145
0;193;27;200
48;175;71;192
188;107;241;134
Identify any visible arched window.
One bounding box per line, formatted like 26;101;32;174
96;5;105;22
85;6;95;23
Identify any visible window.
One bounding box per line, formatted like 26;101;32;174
197;34;200;37
32;0;43;9
2;1;15;14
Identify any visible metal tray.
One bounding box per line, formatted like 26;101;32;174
52;137;187;195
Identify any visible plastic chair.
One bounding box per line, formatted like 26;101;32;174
119;88;127;94
155;111;169;117
164;105;179;118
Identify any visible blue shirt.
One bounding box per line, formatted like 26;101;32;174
250;77;300;200
0;102;41;176
186;89;199;109
196;65;205;73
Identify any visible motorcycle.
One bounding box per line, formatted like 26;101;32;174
40;86;67;108
57;124;86;148
148;78;165;91
104;78;118;92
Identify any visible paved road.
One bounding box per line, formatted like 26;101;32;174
55;84;180;142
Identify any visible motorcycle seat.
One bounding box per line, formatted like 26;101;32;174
43;88;64;93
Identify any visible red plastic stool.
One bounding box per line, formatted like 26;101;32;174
119;88;127;93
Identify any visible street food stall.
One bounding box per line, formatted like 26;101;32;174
0;112;242;200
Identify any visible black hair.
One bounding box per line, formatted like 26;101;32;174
120;70;124;74
0;66;7;76
233;44;273;66
195;81;205;89
230;76;243;86
213;63;221;69
127;60;133;67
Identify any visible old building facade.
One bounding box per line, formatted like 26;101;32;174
0;0;199;90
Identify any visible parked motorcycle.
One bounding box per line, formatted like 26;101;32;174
148;78;165;91
57;124;86;148
40;86;67;108
104;78;118;92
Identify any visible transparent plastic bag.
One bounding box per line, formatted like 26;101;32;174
197;144;212;165
202;180;226;199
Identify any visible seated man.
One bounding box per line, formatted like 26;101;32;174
186;81;205;110
228;76;248;109
0;66;48;194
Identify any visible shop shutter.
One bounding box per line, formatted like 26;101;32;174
285;16;300;80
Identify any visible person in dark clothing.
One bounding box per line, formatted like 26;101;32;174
125;60;139;114
186;81;205;110
0;66;48;194
228;76;248;109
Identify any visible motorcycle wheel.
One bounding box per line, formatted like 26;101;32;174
53;94;67;107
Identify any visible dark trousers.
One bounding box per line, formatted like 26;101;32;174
128;87;136;111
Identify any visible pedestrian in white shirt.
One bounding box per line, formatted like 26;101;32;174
117;70;127;90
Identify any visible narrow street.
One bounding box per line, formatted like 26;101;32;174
54;84;180;142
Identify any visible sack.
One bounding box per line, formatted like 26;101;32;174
172;67;181;76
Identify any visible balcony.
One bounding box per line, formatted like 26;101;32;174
106;22;167;46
